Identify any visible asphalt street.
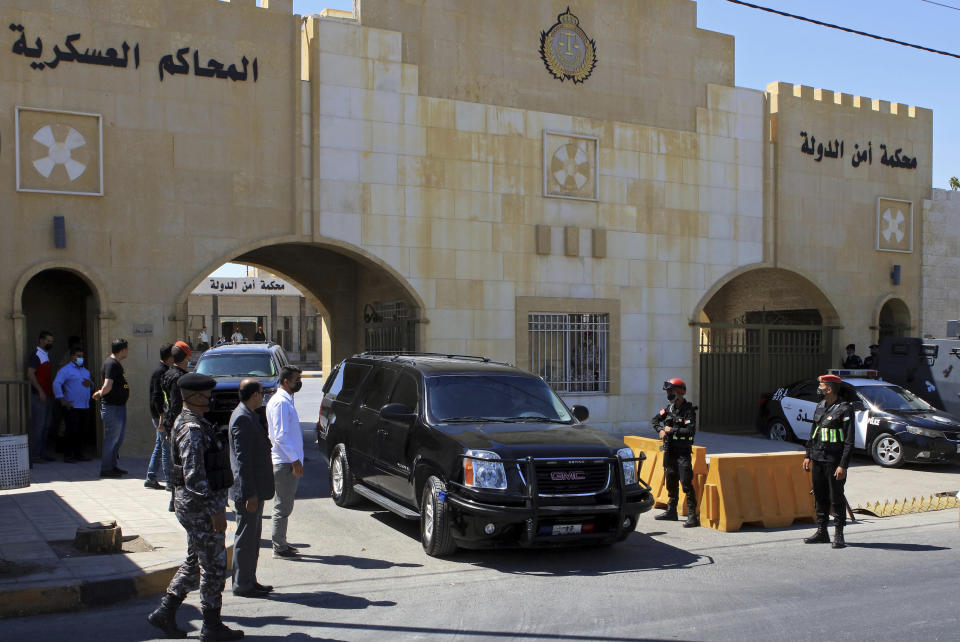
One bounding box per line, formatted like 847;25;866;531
1;378;957;641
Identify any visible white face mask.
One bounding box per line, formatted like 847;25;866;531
75;357;84;367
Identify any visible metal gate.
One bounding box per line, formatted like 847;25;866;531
696;323;835;432
363;301;418;352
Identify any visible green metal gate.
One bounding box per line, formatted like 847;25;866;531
696;323;835;432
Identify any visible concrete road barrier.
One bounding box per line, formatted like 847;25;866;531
624;436;707;517
700;452;815;532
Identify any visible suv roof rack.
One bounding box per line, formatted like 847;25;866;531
358;351;512;366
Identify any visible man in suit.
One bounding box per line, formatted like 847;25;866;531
228;378;275;597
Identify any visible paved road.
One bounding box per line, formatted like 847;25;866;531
2;378;956;641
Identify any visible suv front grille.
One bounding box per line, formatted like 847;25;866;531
209;392;237;412
533;461;611;495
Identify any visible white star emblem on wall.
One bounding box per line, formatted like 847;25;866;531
881;207;905;243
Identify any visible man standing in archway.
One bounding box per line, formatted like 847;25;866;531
93;339;130;478
26;330;56;463
267;365;304;558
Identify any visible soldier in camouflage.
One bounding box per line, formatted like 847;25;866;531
148;373;244;641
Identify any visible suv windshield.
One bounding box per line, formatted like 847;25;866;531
426;374;572;424
858;385;934;412
196;353;276;378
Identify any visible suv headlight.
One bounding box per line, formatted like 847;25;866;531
463;449;507;490
617;447;638;484
906;425;945;439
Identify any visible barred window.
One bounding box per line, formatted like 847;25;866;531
529;313;610;393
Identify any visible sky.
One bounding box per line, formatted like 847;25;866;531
221;0;958;277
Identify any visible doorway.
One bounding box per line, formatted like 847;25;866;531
878;298;911;340
21;269;100;458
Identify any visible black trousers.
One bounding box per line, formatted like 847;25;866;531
63;407;88;459
811;459;847;525
663;451;696;512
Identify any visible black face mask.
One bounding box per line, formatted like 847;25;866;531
816;389;825;400
43;342;53;351
667;392;677;402
291;380;302;394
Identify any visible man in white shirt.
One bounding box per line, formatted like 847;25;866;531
266;365;303;558
230;327;244;343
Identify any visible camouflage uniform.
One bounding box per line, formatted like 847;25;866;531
166;409;231;608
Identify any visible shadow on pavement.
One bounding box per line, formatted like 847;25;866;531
846;542;951;551
458;531;711;576
243;590;396;610
275;553;421;569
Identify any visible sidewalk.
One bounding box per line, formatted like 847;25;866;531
0;456;233;618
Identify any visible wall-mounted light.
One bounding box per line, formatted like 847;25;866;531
890;264;901;286
53;215;65;249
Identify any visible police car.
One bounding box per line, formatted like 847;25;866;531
757;369;960;468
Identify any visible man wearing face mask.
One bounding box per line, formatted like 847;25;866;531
650;378;699;527
266;365;304;559
26;331;56;463
802;373;856;549
148;372;243;641
52;346;93;463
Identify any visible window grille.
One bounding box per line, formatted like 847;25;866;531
529;313;610;393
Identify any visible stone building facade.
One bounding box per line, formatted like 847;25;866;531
1;0;952;453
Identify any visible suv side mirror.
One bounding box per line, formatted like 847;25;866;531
381;403;416;423
572;405;589;422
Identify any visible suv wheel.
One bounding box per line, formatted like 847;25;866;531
420;476;457;557
330;444;360;507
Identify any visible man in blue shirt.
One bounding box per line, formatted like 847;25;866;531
53;345;93;463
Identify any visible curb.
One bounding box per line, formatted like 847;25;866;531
0;545;233;619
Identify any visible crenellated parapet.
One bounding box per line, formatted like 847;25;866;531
766;81;932;123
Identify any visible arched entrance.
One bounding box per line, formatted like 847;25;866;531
694;267;840;432
20;268;101;457
178;241;424;375
878;298;911;340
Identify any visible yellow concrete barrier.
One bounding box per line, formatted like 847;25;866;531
699;452;815;532
624;436;707;517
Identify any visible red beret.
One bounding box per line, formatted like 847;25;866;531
175;340;192;358
818;374;842;384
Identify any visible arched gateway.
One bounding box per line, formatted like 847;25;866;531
693;266;841;431
176;240;425;377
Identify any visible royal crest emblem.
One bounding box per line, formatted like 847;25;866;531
539;7;596;84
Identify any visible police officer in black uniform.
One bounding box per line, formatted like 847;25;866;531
651;378;699;527
802;373;856;549
161;343;191;512
148;373;243;641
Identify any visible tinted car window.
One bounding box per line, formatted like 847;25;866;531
391;373;420;410
196;353;276;377
322;364;341;393
859;385;934;411
426;374;572;423
328;362;372;403
360;367;397;410
790;381;819;402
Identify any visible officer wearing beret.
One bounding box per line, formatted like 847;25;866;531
148;373;243;641
802;374;856;549
651;378;699;527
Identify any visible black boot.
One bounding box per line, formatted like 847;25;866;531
803;522;830;544
654;503;678;521
683;512;699;528
147;593;187;639
832;524;846;549
200;605;244;641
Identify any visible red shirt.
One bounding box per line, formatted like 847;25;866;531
28;347;53;396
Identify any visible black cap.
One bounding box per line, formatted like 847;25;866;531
178;373;216;392
846;343;856;350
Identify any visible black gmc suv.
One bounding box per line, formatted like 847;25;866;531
194;342;290;426
317;353;653;556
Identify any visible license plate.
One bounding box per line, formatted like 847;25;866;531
551;524;581;536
